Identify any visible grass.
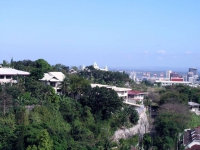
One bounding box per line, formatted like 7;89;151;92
187;113;200;129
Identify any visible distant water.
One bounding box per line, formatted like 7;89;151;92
126;70;189;80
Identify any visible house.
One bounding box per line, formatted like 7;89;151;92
188;102;200;115
127;91;147;104
39;72;65;94
90;84;131;100
0;67;30;84
90;84;145;108
183;127;200;150
155;80;191;86
68;69;77;74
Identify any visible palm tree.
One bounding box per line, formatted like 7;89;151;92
60;76;70;96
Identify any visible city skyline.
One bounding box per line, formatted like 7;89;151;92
1;1;200;69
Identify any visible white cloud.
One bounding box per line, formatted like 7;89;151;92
156;50;166;54
143;50;150;54
157;56;163;60
185;51;191;54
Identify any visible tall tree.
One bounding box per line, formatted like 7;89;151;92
80;86;123;120
35;59;51;73
0;91;12;115
60;76;70;96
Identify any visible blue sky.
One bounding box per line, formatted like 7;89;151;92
0;0;200;70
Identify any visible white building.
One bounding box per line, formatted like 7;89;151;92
39;72;65;94
155;80;191;86
129;71;137;81
127;91;147;104
166;70;172;79
79;65;85;71
0;67;30;84
93;62;108;71
91;84;131;100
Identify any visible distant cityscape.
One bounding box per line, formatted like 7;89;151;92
129;67;200;87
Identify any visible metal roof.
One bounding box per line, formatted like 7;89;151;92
40;72;65;82
0;68;30;75
188;102;200;107
91;84;132;91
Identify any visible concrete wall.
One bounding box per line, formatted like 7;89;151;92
113;108;149;142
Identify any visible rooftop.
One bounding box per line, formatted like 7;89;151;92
184;127;200;148
188;102;200;107
128;90;147;95
0;68;30;76
40;72;65;82
91;84;131;91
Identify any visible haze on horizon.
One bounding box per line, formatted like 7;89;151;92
1;1;200;70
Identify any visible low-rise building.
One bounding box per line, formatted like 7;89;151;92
127;91;147;104
0;67;30;84
155;80;191;86
39;72;65;94
91;84;131;100
188;102;200;115
183;127;200;150
90;84;145;107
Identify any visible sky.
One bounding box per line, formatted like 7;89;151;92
0;0;200;70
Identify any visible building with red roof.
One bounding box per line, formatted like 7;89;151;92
184;127;200;149
127;90;147;104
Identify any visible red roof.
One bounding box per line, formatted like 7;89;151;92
128;90;145;95
171;78;184;82
186;145;200;150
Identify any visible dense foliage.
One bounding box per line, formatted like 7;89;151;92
0;59;139;150
150;84;200;149
79;66;130;87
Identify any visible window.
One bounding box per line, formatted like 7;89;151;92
6;76;12;79
57;89;61;93
50;82;56;87
0;75;4;79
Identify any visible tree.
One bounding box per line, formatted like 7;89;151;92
0;126;16;150
80;86;123;120
71;66;78;71
29;59;51;80
143;134;152;150
160;91;188;105
60;76;70;96
128;107;139;125
0;91;12;115
38;130;53;150
0;84;2;93
147;92;160;104
30;68;44;80
154;102;190;149
35;59;51;73
69;75;91;99
52;64;69;74
25;129;53;150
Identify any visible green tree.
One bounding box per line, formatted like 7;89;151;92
0;126;16;150
30;68;44;80
80;87;123;120
0;91;12;115
60;76;70;96
38;130;53;150
35;59;51;73
143;134;152;150
69;75;91;99
128;107;139;125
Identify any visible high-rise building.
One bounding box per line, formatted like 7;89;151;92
129;71;136;81
166;70;172;79
189;68;198;76
170;72;181;78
